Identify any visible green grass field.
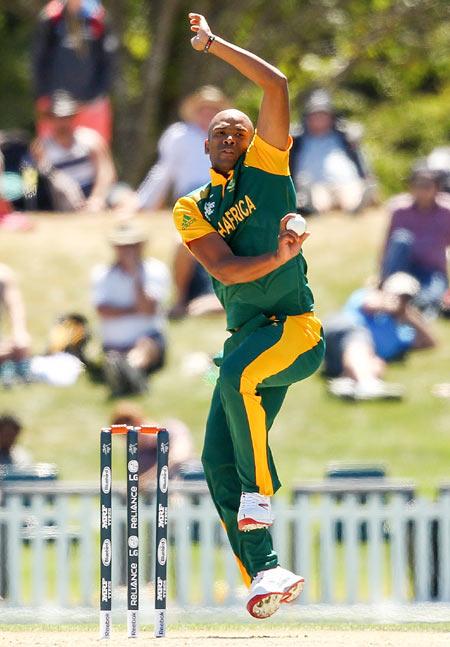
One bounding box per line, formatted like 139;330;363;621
0;209;449;495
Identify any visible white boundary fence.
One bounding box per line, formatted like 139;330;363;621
0;480;449;616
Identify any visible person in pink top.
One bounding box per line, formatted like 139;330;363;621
381;166;450;317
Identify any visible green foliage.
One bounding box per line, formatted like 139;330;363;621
0;11;34;129
0;0;449;190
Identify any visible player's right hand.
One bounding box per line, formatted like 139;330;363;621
276;214;310;264
189;13;212;51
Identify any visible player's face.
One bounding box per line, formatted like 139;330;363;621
206;111;254;173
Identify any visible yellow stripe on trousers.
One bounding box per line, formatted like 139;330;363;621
220;520;252;587
239;313;322;496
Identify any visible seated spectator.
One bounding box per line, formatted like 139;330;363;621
30;91;116;212
323;273;436;400
131;85;230;212
33;0;118;142
92;221;170;397
0;414;32;467
168;244;223;320
110;402;202;489
117;86;229;319
290;89;373;214
381;166;450;317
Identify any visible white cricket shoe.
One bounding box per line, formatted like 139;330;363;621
246;566;305;619
237;492;273;531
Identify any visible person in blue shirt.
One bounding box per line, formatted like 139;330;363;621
323;272;436;400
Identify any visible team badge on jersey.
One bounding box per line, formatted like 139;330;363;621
204;200;216;220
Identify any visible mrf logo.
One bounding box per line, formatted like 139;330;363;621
160;441;169;455
101;504;111;529
156;576;167;601
101;578;112;603
158;503;168;529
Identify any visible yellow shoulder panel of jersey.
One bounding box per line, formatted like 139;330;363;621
173;195;216;245
244;132;293;176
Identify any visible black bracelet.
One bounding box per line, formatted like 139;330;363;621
203;35;216;53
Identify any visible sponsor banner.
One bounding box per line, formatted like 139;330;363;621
157;538;167;566
156;576;167;602
159;465;169;493
158;503;168;529
101;539;112;566
101;466;111;494
127;459;139;474
101;504;112;529
101;577;112;603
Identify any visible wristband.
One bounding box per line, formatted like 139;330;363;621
203;35;216;53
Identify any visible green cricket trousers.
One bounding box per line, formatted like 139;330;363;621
201;311;325;584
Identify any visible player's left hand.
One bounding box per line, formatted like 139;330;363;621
189;13;213;51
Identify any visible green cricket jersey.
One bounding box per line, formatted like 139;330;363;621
173;132;315;330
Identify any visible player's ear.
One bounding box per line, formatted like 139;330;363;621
204;138;210;155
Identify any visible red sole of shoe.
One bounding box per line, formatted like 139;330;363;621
281;578;305;603
238;518;273;532
247;591;284;619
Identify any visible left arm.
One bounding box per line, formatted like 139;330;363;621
402;305;436;350
189;13;289;150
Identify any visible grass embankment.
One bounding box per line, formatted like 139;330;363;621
0;210;448;494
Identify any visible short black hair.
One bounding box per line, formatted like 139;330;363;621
0;414;22;433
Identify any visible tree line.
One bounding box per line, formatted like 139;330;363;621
1;0;449;193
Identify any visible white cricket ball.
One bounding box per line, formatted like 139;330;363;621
286;214;307;236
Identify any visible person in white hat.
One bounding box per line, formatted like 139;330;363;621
134;85;231;212
290;89;373;214
115;86;229;320
91;221;170;396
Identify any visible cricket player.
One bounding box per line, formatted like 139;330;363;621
173;13;325;618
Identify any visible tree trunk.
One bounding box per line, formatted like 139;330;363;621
112;0;182;185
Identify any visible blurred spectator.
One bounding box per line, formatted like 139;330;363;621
0;415;32;467
110;402;201;489
427;146;450;193
0;148;34;231
92;221;170;397
118;85;228;319
290;89;373;214
381;166;450;318
168;245;223;320
33;0;118;142
0;263;31;364
323;272;436;400
132;86;230;212
30;91;116;212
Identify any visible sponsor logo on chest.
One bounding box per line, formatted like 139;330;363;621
214;194;256;238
